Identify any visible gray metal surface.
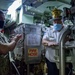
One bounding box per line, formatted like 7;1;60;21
24;24;42;64
59;26;71;75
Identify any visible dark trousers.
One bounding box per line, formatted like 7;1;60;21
45;58;59;75
45;58;73;75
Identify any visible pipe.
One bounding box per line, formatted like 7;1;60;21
59;26;71;75
11;61;20;75
59;37;65;75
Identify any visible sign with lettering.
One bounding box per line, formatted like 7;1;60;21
28;48;38;57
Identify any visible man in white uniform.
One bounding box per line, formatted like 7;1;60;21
42;8;73;75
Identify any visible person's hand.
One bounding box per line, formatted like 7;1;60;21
12;34;22;43
48;42;58;47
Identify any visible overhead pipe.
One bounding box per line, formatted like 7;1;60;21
58;0;71;5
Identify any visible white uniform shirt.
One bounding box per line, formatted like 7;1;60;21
43;26;66;62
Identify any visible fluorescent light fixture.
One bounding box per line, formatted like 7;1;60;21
7;0;22;14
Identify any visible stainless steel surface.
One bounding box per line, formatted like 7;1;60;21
59;39;65;75
59;26;71;75
64;46;75;49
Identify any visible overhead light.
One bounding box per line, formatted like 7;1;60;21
7;0;22;14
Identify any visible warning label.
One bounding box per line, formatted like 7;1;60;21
28;48;38;57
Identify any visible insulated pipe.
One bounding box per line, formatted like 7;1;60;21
59;26;71;75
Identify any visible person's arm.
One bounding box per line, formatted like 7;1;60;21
42;31;58;47
42;27;59;48
42;39;58;47
0;34;22;54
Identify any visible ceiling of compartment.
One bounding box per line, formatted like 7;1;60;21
0;0;15;11
22;0;71;15
0;0;72;14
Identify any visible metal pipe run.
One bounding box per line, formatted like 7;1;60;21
59;38;65;75
59;26;71;75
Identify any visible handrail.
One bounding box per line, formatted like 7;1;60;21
59;26;71;75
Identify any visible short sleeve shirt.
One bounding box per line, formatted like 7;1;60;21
43;26;66;62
